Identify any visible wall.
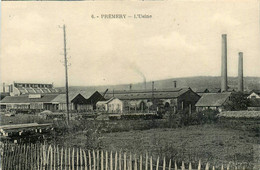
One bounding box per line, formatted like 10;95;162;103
177;90;200;111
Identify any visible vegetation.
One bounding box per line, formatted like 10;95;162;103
225;92;250;111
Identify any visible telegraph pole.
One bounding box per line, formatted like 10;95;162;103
63;24;70;124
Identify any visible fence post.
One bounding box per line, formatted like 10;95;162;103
198;160;201;170
77;148;79;170
140;154;142;170
65;148;68;170
80;149;83;170
101;150;104;170
88;150;92;170
57;146;60;170
110;151;113;170
119;151;122;170
205;162;209;170
162;157;166;170
129;153;132;170
97;150;100;170
50;145;53;170
168;159;171;170
145;153;148;170
105;151;108;170
150;156;152;170
181;161;185;170
188;162;192;170
115;152;118;170
72;148;75;170
227;163;230;170
61;147;64;170
83;150;88;170
221;164;224;170
156;157;159;170
212;166;215;170
54;145;56;170
124;152;127;170
93;150;96;170
134;154;137;170
69;147;71;170
174;161;177;170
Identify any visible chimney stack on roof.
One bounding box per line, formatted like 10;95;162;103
3;83;5;93
173;81;177;88
221;34;228;92
238;52;244;92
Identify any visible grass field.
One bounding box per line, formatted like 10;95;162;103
1;113;259;168
56;124;259;168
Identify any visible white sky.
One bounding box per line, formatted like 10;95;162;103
1;1;260;87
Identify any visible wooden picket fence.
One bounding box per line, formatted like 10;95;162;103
1;143;247;170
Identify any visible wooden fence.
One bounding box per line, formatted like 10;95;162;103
1;143;246;170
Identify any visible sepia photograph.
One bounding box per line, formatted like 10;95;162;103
0;1;260;169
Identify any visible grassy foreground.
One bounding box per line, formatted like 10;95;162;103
56;124;259;168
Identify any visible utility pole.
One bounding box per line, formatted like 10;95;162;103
63;24;70;124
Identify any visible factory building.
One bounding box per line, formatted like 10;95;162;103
103;87;200;113
195;92;232;112
0;94;59;111
96;97;123;113
8;82;60;96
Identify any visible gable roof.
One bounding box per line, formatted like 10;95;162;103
251;90;260;95
195;92;232;107
104;88;191;100
0;94;59;104
97;97;118;105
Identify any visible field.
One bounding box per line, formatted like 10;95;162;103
56;124;259;168
1;113;259;168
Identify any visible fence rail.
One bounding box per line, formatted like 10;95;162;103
1;143;246;170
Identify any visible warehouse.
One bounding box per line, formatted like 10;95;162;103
96;97;123;113
103;88;200;113
195;92;232;112
51;92;91;112
0;94;59;111
8;82;60;96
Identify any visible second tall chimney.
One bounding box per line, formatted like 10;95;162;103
238;52;244;92
221;34;228;92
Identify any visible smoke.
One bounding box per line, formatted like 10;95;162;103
128;62;147;90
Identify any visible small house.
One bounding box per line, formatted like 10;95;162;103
195;92;232;112
247;90;260;99
96;98;123;113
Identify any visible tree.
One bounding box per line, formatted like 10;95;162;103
225;92;250;111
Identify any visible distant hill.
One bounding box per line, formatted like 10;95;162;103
57;76;260;93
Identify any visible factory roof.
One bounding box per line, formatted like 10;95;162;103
104;88;192;100
0;94;59;104
97;97;118;105
195;92;232;107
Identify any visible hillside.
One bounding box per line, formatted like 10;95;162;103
57;76;260;93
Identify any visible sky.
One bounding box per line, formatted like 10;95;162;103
0;1;260;87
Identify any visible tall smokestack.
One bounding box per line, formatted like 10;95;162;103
129;84;132;91
238;52;244;92
221;34;228;92
3;83;5;93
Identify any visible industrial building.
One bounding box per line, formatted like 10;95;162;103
0;90;104;113
103;87;200;113
195;92;232;112
96;97;123;113
8;82;60;96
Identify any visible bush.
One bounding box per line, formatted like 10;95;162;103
166;109;219;127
